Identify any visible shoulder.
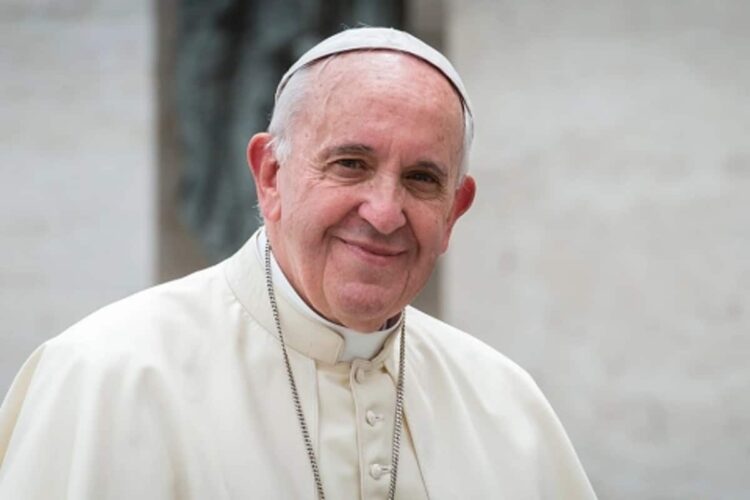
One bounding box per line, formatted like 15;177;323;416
406;307;536;383
0;267;237;496
405;306;548;408
402;308;597;499
42;263;232;373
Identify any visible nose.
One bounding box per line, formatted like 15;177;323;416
357;177;407;235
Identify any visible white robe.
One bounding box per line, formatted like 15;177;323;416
0;231;596;499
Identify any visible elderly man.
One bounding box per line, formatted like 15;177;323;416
0;28;596;499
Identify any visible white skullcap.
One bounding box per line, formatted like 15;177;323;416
275;27;473;131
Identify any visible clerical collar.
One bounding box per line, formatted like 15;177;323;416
256;228;399;362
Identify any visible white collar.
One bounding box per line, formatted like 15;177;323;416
256;228;398;362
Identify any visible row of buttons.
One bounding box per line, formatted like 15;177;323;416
351;363;391;482
367;405;387;479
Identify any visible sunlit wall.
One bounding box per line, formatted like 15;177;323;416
443;1;749;498
0;0;154;394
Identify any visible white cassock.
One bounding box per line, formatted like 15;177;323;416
0;229;597;499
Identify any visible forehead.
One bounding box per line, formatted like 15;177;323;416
290;51;465;160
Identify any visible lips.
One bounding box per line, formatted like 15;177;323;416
337;238;407;259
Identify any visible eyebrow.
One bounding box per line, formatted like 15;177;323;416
321;143;375;158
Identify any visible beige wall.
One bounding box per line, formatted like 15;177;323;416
443;1;750;498
0;1;154;394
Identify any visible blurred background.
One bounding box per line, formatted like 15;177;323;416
1;0;748;498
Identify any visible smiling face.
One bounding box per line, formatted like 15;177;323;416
249;51;475;331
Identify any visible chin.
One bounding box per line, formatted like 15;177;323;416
330;283;404;330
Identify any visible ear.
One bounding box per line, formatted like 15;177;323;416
441;174;476;252
247;132;282;222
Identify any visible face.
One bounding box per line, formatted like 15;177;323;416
249;51;475;331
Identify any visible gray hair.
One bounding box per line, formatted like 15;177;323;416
267;55;473;178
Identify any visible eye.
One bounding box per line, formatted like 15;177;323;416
328;157;371;181
404;169;445;198
406;171;439;184
336;158;366;170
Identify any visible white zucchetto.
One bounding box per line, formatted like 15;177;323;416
275;26;473;139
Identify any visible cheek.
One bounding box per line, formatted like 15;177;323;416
413;211;452;256
279;176;320;224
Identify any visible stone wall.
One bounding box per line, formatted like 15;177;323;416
443;1;749;498
0;0;154;394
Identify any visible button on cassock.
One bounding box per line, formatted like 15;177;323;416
366;409;384;426
369;463;391;480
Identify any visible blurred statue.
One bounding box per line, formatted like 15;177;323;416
175;0;405;260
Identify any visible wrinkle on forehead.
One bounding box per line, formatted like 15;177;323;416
295;51;465;164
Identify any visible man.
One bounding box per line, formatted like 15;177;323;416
0;28;596;499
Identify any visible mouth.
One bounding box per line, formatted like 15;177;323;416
337;238;407;261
